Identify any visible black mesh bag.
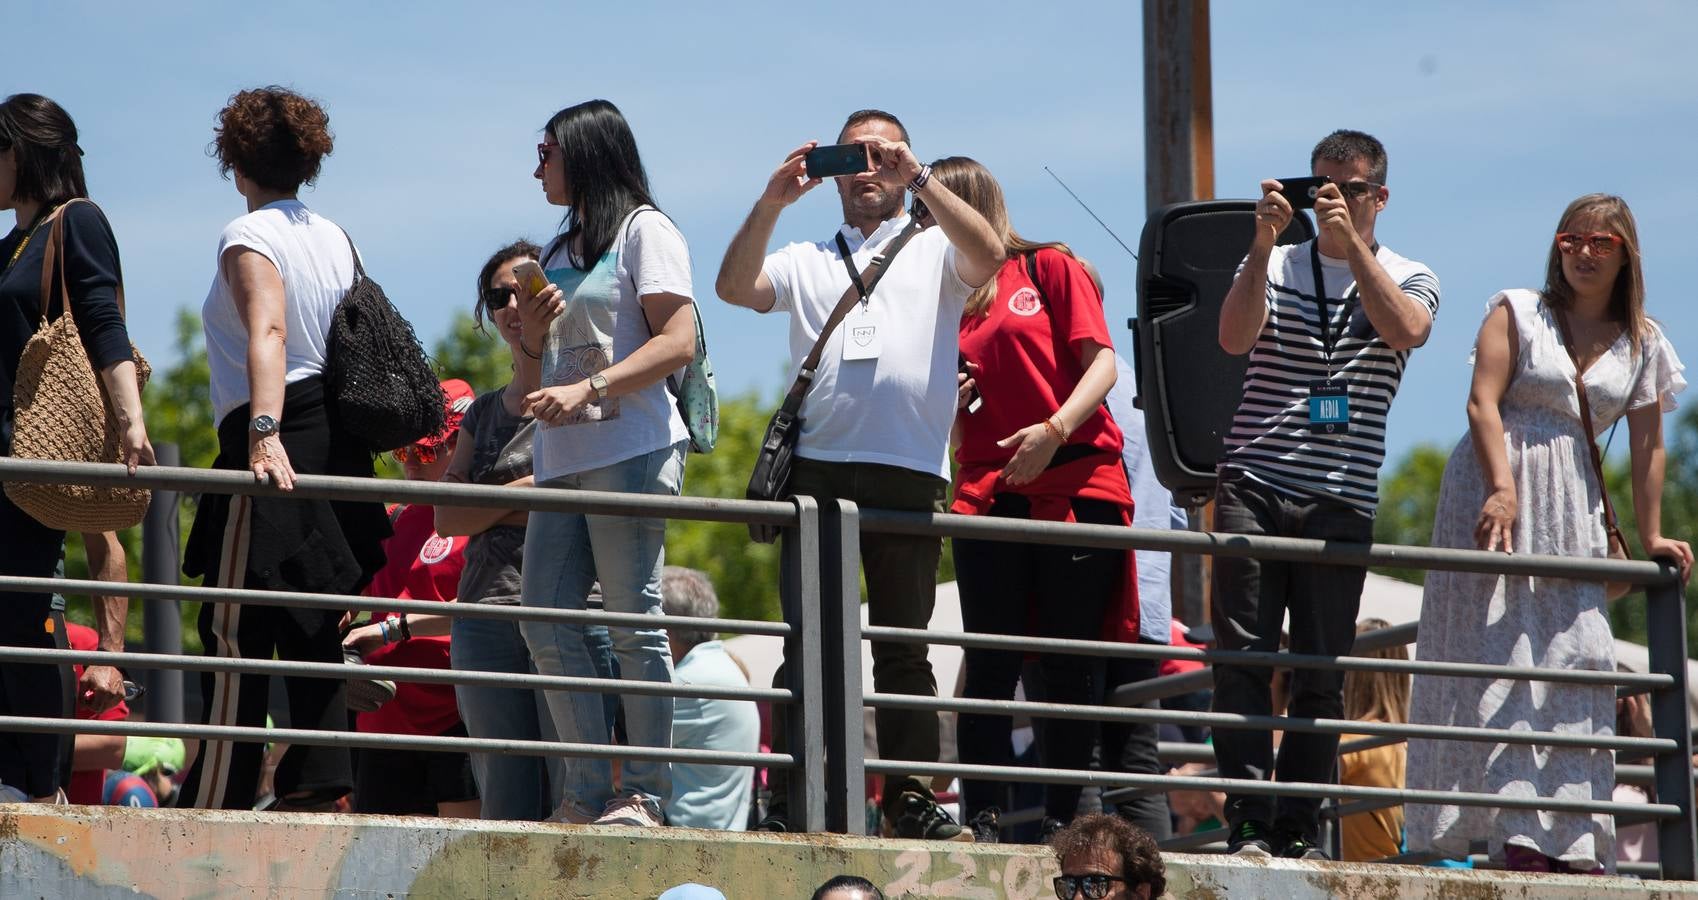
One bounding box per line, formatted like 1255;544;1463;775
324;229;447;452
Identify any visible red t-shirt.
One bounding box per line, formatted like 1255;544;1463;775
66;623;129;805
357;504;467;737
955;248;1124;473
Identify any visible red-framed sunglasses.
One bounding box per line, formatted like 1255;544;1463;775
393;443;441;466
1556;231;1623;258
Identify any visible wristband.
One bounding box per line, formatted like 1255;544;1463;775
397;615;412;641
379;618;396;644
519;339;542;360
1045;415;1071;443
908;164;932;194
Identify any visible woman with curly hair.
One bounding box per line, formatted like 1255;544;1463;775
0;92;154;803
1047;814;1166;899
176;86;391;811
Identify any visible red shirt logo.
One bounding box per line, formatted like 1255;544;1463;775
418;533;454;565
1007;288;1041;317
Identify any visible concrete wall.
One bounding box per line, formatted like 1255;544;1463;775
3;805;1696;899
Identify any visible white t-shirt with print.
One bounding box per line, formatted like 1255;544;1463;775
202;200;357;425
532;207;692;481
760;214;969;480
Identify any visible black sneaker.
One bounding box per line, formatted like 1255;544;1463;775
892;792;972;842
966;807;1001;844
1038;816;1067;844
753;810;790;833
1226;819;1274;857
1280;832;1329;861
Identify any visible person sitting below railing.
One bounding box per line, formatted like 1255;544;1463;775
1613;668;1658;867
661;566;758;830
1337;617;1409;862
177;87;392;812
1046;813;1166;900
1406;194;1692;875
811;875;886;900
340;379;479;818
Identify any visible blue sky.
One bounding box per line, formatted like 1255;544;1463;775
9;1;1696;467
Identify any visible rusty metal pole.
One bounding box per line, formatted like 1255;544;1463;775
1143;0;1214;627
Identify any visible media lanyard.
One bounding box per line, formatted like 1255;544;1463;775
1306;241;1362;379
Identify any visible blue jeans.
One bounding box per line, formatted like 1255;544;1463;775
520;441;684;808
450;614;564;821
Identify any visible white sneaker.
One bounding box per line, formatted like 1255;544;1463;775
594;794;665;827
545;798;600;825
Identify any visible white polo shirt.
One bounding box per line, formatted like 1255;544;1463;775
760;214;970;479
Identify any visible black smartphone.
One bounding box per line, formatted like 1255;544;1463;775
1277;176;1331;210
805;143;872;180
958;353;982;414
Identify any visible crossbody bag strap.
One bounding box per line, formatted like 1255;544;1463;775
782;219;924;413
1551;306;1625;540
37;199;130;324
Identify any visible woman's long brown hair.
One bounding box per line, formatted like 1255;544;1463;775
928;156;1076;317
1540;193;1648;351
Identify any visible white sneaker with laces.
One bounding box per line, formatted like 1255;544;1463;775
594;794;665;827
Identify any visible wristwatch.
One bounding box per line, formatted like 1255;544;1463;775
589;374;610;402
249;415;279;437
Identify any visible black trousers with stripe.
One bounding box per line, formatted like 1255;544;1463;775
0;490;72;799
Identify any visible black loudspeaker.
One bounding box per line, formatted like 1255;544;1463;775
1131;201;1315;503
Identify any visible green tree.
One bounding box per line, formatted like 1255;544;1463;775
1371;443;1450;584
431;310;513;395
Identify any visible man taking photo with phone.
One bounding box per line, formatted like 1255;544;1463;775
1211;129;1440;860
715;109;1004;840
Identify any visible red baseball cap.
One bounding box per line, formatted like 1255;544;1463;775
415;379;475;449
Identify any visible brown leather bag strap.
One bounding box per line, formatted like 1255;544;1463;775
1551;306;1625;541
36;198;127;322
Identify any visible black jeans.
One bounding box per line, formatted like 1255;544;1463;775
953;494;1125;823
0;490;71;799
769;459;948;818
1100;655;1172;839
1209;468;1371;837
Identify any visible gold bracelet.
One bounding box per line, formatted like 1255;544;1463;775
1043;417;1065;443
1048;415;1071;442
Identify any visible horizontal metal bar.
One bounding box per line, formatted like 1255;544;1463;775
0;646;790;704
0;459;796;527
863;624;1672;690
0;715;786;769
865;758;1680;819
1117;622;1424;706
859;508;1678;586
865;692;1673;753
0;575;791;639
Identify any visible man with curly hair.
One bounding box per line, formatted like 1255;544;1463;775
1047;814;1166;900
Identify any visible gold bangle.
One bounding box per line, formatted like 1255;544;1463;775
1043;417;1065;443
1048;415;1071;443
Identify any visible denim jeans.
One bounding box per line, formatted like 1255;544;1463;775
519;441;684;808
450;614;565;821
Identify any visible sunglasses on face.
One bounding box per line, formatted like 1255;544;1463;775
1054;874;1132;899
1556;231;1623;258
537;142;561;167
1338;181;1382;199
481;285;515;315
392;443;440;466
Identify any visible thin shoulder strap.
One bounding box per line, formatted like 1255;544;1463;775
1023;250;1047;308
1551;307;1625;538
37;198;126;321
334;225;367;282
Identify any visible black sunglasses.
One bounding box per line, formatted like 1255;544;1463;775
910;197;931;222
1338;180;1382;199
481;285;515;315
1054;874;1132;900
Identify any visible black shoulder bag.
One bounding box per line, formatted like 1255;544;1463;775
325;229;447;452
745;220;923;542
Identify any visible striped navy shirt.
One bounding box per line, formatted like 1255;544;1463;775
1219;239;1440;514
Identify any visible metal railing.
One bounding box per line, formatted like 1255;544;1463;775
0;456;1690;880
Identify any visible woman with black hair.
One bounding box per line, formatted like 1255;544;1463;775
0;93;153;803
512;99;698;827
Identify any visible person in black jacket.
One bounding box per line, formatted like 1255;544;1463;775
0;92;153;802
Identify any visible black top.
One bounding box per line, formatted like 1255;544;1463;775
0;201;134;406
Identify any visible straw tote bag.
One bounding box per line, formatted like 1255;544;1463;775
4;199;151;531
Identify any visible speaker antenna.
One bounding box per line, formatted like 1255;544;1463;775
1044;166;1138;261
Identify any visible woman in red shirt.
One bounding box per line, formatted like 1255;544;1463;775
342;379;479;817
923;157;1136;842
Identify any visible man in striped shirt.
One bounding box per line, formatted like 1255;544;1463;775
1209;130;1441;861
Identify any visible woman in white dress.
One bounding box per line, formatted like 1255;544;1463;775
1406;194;1692;874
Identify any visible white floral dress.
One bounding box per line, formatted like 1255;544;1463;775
1406;289;1686;871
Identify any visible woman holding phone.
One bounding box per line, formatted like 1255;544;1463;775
922;156;1136;842
512;99;698;827
1406;194;1690;873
